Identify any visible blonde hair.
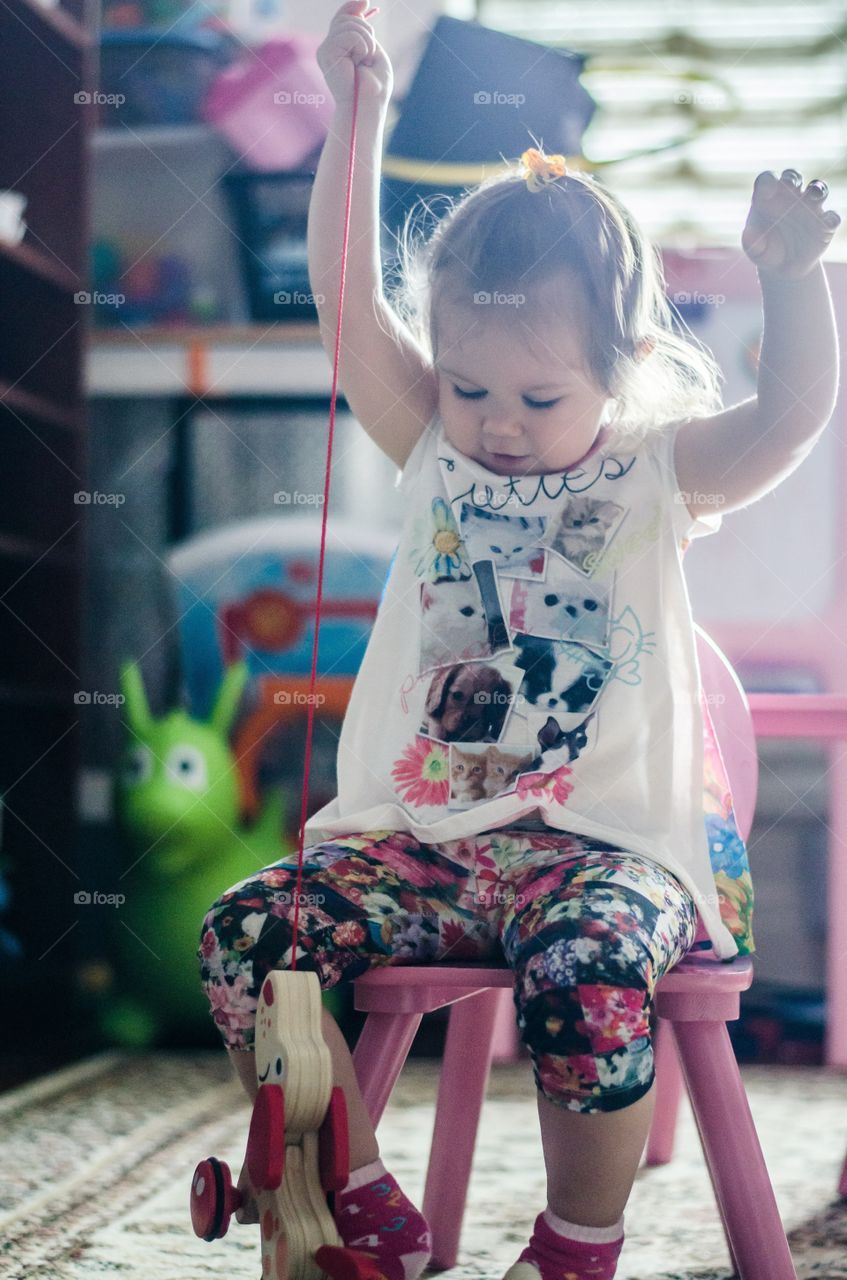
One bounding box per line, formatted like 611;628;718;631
385;164;725;448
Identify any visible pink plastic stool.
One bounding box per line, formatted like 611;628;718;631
351;628;798;1278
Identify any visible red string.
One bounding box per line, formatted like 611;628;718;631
290;28;376;969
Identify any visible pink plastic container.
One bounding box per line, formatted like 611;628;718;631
202;35;333;171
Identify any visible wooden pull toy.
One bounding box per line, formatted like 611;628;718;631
190;970;384;1280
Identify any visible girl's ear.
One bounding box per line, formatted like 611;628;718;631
635;337;655;362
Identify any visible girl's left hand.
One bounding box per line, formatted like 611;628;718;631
741;169;841;279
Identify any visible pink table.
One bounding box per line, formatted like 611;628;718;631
748;694;847;1068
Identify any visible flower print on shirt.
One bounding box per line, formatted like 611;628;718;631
514;765;575;806
391;735;450;807
410;496;473;582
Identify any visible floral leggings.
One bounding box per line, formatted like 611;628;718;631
198;827;697;1114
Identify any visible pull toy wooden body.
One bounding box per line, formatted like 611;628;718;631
191;970;384;1280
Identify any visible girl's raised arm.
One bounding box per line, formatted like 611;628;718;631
308;0;438;470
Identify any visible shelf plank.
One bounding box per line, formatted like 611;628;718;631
0;237;80;293
90;322;321;345
0;380;83;431
4;0;88;48
87;324;339;397
92;123;216;151
3;0;88;46
0;532;78;565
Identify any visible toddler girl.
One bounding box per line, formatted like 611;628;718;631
198;3;841;1276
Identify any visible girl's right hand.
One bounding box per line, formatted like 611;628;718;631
317;1;393;111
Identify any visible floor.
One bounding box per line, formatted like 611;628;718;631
1;1050;846;1278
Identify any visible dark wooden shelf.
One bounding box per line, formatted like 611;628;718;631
0;0;92;1015
0;236;80;293
0;681;77;707
0;531;78;565
6;0;88;48
0;379;84;432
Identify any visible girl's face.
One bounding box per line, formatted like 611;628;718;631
433;287;611;476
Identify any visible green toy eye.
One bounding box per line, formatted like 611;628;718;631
165;745;208;792
123;745;153;786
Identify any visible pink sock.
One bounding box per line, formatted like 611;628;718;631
510;1208;625;1280
329;1157;432;1280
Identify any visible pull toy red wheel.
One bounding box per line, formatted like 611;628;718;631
191;1156;243;1241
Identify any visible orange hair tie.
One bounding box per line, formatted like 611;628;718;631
520;146;568;192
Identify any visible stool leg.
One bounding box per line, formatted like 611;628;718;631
423;989;502;1271
352;1011;423;1129
838;1147;847;1199
645;1015;684;1166
673;1019;797;1280
491;987;521;1063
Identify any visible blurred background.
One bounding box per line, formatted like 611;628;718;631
1;0;846;1088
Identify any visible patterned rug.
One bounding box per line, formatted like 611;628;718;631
1;1050;846;1279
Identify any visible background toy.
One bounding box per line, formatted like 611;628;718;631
102;657;343;1045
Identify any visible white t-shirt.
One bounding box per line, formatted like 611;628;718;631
305;413;739;959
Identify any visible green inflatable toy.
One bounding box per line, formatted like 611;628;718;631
103;658;340;1047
